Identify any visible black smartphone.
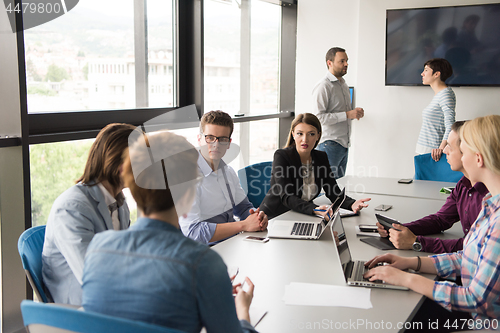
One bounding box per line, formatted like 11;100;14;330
398;178;413;184
358;224;378;233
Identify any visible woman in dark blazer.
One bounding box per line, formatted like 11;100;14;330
259;113;370;219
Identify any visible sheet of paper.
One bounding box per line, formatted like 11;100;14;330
249;307;267;327
283;282;372;309
340;208;359;218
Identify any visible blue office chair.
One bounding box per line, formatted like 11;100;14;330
18;225;52;303
238;161;273;208
414;153;463;183
20;300;187;333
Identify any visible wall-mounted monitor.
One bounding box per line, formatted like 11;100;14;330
386;4;500;86
349;86;354;107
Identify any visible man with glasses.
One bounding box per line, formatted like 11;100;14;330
179;110;268;244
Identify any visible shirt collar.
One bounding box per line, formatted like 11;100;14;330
473;181;489;196
326;71;342;83
97;182;116;207
483;192;500;211
131;217;182;233
197;151;227;177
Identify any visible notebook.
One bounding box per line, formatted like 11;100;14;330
267;189;345;240
330;213;408;290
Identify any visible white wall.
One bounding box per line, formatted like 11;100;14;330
296;0;500;179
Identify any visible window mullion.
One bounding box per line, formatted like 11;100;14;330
134;0;149;108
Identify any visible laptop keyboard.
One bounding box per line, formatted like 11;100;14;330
291;222;314;236
354;261;368;281
354;261;384;283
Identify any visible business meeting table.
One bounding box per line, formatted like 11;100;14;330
336;175;457;201
213;177;463;333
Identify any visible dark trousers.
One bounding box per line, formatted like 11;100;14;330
404;297;472;333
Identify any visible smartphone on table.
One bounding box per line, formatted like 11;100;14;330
374;204;392;211
244;236;269;243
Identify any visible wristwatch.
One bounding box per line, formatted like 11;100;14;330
412;241;422;252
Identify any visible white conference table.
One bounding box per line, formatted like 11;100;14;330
213;192;464;333
337;175;457;201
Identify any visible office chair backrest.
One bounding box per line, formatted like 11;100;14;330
18;225;52;303
21;300;188;333
238;161;273;208
414;153;463;183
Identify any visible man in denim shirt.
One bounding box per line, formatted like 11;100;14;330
82;130;258;333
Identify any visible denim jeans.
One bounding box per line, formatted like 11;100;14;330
317;140;348;179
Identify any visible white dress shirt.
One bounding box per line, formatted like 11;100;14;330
312;71;352;148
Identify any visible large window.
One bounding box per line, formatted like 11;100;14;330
23;0;175;113
30;140;138;226
204;0;280;116
25;0;292;226
204;0;281;167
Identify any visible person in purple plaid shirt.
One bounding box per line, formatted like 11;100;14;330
365;115;500;325
376;121;489;254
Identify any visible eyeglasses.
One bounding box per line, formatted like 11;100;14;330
203;134;231;145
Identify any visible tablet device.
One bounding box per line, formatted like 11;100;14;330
360;237;396;250
375;213;402;231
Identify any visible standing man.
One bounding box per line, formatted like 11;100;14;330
179;110;268;244
312;47;364;178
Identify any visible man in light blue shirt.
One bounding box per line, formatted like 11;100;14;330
179;111;268;244
312;47;365;178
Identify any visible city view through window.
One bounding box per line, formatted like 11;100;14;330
24;0;174;112
28;0;281;225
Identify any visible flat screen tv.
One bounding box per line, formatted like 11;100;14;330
386;4;500;86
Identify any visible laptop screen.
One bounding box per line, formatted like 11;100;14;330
331;213;353;272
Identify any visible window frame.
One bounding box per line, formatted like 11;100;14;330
18;0;297;222
12;0;296;304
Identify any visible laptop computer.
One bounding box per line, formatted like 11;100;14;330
359;214;402;250
330;213;408;290
267;189;346;240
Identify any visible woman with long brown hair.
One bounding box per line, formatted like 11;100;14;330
259;113;370;219
42;123;136;305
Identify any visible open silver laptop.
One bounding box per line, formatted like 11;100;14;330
267;189;345;240
330;213;408;290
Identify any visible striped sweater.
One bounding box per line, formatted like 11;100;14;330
416;87;456;154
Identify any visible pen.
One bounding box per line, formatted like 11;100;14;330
314;209;326;212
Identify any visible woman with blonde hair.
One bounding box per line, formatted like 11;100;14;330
82;130;258;333
259;113;370;219
365;115;500;327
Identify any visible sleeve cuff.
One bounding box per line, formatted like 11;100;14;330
240;319;257;332
338;111;348;122
416;236;430;253
185;222;218;244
